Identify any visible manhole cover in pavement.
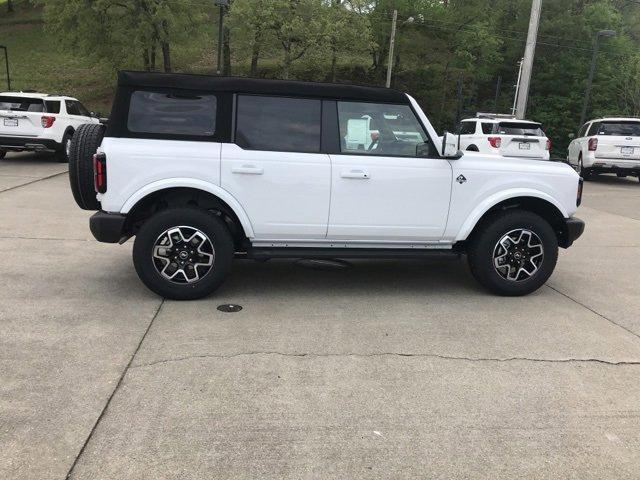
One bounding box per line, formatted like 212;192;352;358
217;304;243;313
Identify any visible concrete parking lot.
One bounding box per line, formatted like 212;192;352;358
1;152;639;479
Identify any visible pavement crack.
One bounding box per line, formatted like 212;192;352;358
0;235;90;242
0;170;67;194
64;298;165;480
131;351;640;370
547;284;640;341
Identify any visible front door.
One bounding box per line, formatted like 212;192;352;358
327;101;452;242
221;95;331;240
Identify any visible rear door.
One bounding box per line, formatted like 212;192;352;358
593;121;640;160
221;95;331;240
497;121;546;159
0;95;45;137
327;100;452;242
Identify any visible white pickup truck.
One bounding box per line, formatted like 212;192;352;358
0;92;99;161
67;71;584;300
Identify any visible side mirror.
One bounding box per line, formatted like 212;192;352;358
416;142;431;158
568;133;575;139
441;131;461;158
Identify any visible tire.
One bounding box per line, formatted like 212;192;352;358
578;155;591;180
68;123;104;210
133;208;234;300
56;130;73;163
467;210;558;296
467;145;479;152
0;149;6;160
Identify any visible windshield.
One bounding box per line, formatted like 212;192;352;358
497;122;544;136
0;96;45;112
597;121;640;136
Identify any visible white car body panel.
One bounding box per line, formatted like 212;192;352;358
99;95;580;248
220;143;330;239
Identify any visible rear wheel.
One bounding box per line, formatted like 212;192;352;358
467;210;558;296
578;155;591;180
68;123;104;210
56;131;73;163
466;145;479;152
133;208;234;300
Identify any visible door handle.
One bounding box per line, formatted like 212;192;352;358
231;165;264;175
340;169;370;179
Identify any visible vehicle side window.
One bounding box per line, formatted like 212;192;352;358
458;122;476;135
578;123;589;138
45;101;61;114
66;101;81;115
587;122;600;136
481;123;494;134
76;102;91;117
337;101;429;157
236;95;321;153
128;91;217;136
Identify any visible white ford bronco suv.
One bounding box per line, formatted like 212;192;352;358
68;71;584;300
0;91;99;162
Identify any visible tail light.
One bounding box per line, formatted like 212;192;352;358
41;116;56;128
546;139;552;151
588;137;598;151
93;153;107;193
488;137;502;148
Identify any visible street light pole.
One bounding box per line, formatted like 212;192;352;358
0;46;10;90
215;0;229;75
385;10;398;88
579;29;616;128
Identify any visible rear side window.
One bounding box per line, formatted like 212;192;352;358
128;91;217;136
66;101;81;115
0;96;44;112
578;123;590;138
481;123;494;134
45;101;61;114
497;122;544;136
458;122;476;135
596;121;640;136
587;122;601;136
236;95;321;153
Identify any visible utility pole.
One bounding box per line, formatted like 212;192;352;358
215;0;229;75
386;10;398;88
515;0;542;119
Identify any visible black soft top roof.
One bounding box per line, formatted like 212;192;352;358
118;70;409;104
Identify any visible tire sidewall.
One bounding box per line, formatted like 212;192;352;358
133;208;234;300
468;211;558;296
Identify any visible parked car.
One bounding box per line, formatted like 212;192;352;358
457;114;551;160
568;117;640;182
0;92;99;162
68;71;584;300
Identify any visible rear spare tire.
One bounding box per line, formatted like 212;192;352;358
68;123;105;210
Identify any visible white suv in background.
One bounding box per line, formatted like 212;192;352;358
568;118;640;182
457;114;551;160
0;92;99;162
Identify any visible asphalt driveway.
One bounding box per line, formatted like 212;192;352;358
1;153;639;479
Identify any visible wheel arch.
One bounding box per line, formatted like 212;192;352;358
123;181;254;245
457;193;573;248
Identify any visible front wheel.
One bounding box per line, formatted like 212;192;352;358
133;208;234;300
467;210;558;296
0;149;6;160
